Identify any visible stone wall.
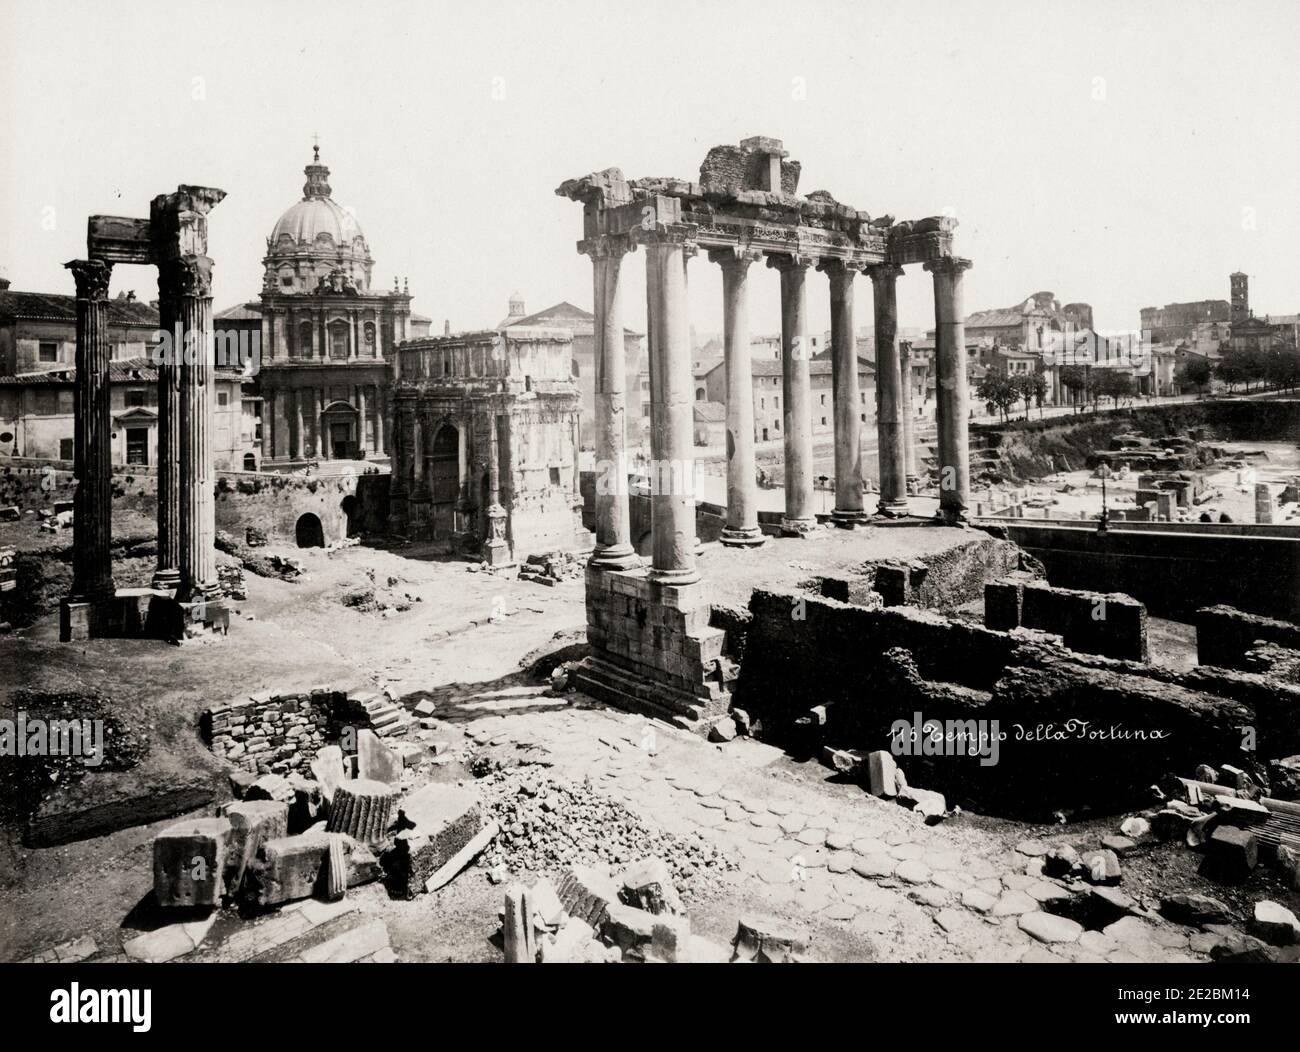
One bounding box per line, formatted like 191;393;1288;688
986;578;1148;661
1196;604;1300;670
201;690;331;775
733;588;1295;817
214;471;388;548
1002;519;1300;621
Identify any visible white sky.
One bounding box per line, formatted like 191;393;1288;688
2;0;1297;340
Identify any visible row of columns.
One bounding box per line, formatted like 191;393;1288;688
583;233;974;586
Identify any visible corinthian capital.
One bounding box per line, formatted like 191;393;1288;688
923;256;973;277
578;234;635;260
865;262;905;284
65;259;113;300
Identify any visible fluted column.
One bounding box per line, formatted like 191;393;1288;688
374;390;385;455
583;235;638;570
899;339;918;486
154;268;182;589
768;254;816;535
868;264;908;516
643;230;699;584
358;385;369;456
482;410;509;565
66;259;116;601
169;255;220;604
926;257;973;525
821;259;867;526
294;389;305;459
710;247;764;546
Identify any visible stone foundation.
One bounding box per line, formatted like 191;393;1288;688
203;690;332;775
573;566;731;732
986;578;1149;662
1196;604;1300;671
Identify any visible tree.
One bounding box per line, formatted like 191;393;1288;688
1176;356;1212;397
1093;369;1135;409
1012;372;1047;417
1264;346;1300;393
975;374;1018;422
1059;365;1089;410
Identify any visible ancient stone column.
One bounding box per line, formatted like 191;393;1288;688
583;235;638;570
153;268;183;590
768;254;816;535
66;259;116;602
169;254;220;605
821;259;867;526
294;389;305;459
710;246;764;546
869;264;909;516
357;385;368;456
374;391;385;456
899;339;918;488
926;257;974;524
482;410;510;566
643;230;699;584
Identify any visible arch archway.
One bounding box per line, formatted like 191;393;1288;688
295;512;325;548
427;424;460;541
243;452;258;471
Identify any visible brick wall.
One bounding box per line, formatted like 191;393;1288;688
986;578;1149;661
202;689;332;775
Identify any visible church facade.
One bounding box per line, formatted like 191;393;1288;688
239;148;420;466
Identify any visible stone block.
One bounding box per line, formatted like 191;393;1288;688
357;729;403;785
385;784;483;898
1214;796;1270;827
249;831;330;907
867;750;898;798
617;856;684;916
984;579;1023;632
244;773;294;803
1251;900;1300;945
220;799;289;895
326;779;397;844
1206;825;1257;881
556;864;620;928
1080;848;1121;885
731;915;809;963
153;818;231;908
309;745;346;812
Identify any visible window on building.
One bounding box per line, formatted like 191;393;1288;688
126;427;148;466
643;405;650;417
860;413;867;422
820;394;826;405
126;389;146;408
217;391;229;407
774;397;780;409
760;397;765;409
549;467;561;486
39;342;58;363
774;420;780;431
821;417;827;426
59;438;73;460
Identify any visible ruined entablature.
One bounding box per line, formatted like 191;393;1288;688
557;137;959;268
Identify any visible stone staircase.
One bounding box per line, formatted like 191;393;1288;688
336;689;414;739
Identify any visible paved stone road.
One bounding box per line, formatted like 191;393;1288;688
465;702;1206;964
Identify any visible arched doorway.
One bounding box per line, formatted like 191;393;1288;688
427;424;459;541
295;512;325;548
321;401;359;459
341;494;359;538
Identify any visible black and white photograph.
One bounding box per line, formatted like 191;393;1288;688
0;0;1297;1027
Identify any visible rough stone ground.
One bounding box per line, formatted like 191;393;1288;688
0;528;1268;964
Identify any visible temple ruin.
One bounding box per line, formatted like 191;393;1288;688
556;137;973;730
59;185;230;642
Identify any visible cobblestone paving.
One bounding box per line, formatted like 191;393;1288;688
466;704;1206;964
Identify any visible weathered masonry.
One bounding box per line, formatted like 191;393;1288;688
557;137;972;731
60;185;231;642
387;328;591;562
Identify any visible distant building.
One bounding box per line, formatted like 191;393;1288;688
496;297;644;452
1140;298;1230;344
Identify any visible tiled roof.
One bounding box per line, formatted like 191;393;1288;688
0;355;245;386
214;302;263;321
965;308;1028;329
502;300;641;338
693;400;726;423
0;289;160;327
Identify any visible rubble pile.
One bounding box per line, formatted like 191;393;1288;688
516;550;583;587
214;530;304;582
822;747;951;825
476;770;735;902
218;562;247;602
495;859;804;964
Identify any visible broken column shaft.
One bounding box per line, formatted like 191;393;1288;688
899;339;918;486
65;259;116;603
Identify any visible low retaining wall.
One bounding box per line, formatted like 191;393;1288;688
201;690;332;775
1196;604;1300;670
986;578;1148;661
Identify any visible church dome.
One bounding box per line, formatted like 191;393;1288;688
263;145;375;294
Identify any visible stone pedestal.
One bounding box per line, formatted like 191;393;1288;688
770;254;816;536
643;231;700;584
870;264;909;516
712;247;764;546
584;236;638;570
926;258;973;525
822;260;868;527
65;259;116;606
